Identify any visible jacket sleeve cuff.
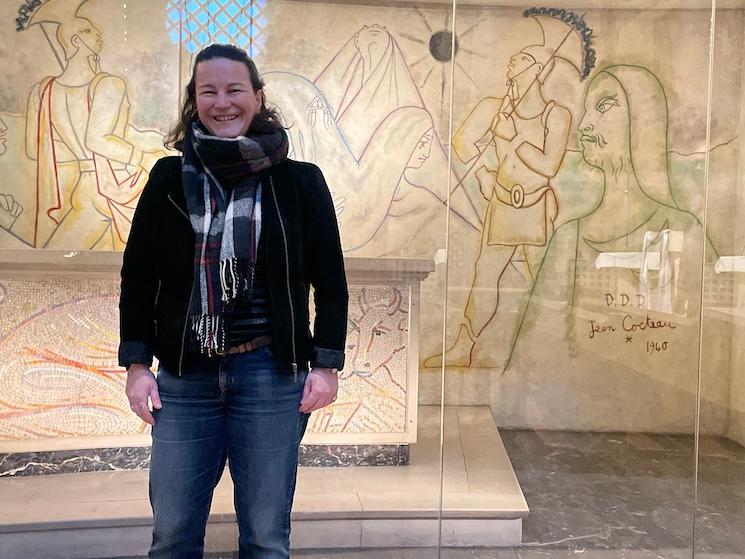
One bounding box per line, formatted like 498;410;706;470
311;346;345;370
118;340;154;369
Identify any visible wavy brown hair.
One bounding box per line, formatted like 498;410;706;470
165;44;283;148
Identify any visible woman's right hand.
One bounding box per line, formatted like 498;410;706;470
125;364;162;426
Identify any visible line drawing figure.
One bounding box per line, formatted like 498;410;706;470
0;115;27;236
425;9;595;368
2;0;167;250
263;24;481;256
503;64;712;376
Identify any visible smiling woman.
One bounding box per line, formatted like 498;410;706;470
120;43;348;559
195;58;262;138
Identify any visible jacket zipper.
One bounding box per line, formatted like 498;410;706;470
153;280;162;338
178;282;194;377
269;175;298;380
167;193;190;222
167;191;193;376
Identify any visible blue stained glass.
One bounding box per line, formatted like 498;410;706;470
196;29;210;43
195;11;208;25
165;0;268;49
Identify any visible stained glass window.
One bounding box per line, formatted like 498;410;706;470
165;0;267;55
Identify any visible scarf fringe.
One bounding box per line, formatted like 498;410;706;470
190;314;226;356
219;258;253;303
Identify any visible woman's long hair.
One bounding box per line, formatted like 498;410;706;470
166;44;283;148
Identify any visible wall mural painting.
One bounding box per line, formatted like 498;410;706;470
425;8;595;369
264;23;481;257
2;0;166;251
504;64;711;372
0;0;738;439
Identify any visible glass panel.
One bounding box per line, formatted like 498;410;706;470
695;4;745;558
258;1;452;554
0;0;452;557
441;1;714;557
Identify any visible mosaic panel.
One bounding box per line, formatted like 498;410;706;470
0;279;409;442
0;278;144;440
309;285;410;435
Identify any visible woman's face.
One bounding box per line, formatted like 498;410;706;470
406;128;434;169
354;25;388;64
578;73;630;169
195;57;262;138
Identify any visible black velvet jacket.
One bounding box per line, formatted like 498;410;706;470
118;156;348;374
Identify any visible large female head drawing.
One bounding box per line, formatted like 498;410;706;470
579;65;676;207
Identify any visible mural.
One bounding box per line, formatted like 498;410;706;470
425;8;595;368
1;0;166;250
0;1;741;441
263;23;481;256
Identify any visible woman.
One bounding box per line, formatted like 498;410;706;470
118;44;348;559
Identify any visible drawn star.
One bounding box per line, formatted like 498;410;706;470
625;336;633;343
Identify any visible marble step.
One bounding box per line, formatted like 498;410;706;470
0;406;528;558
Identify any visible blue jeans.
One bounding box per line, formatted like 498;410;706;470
148;346;309;559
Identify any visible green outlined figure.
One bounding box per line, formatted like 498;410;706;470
425;9;594;369
503;65;710;378
13;0;166;250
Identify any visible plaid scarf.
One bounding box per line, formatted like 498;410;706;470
182;121;288;355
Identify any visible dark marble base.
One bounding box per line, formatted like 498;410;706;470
299;443;409;466
0;443;409;477
0;447;151;477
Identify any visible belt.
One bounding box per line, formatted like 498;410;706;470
216;336;273;356
495;183;552;209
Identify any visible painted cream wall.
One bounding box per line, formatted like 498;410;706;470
431;6;741;435
716;9;745;447
1;0;744;442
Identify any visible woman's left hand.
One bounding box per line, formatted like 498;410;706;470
299;368;338;413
